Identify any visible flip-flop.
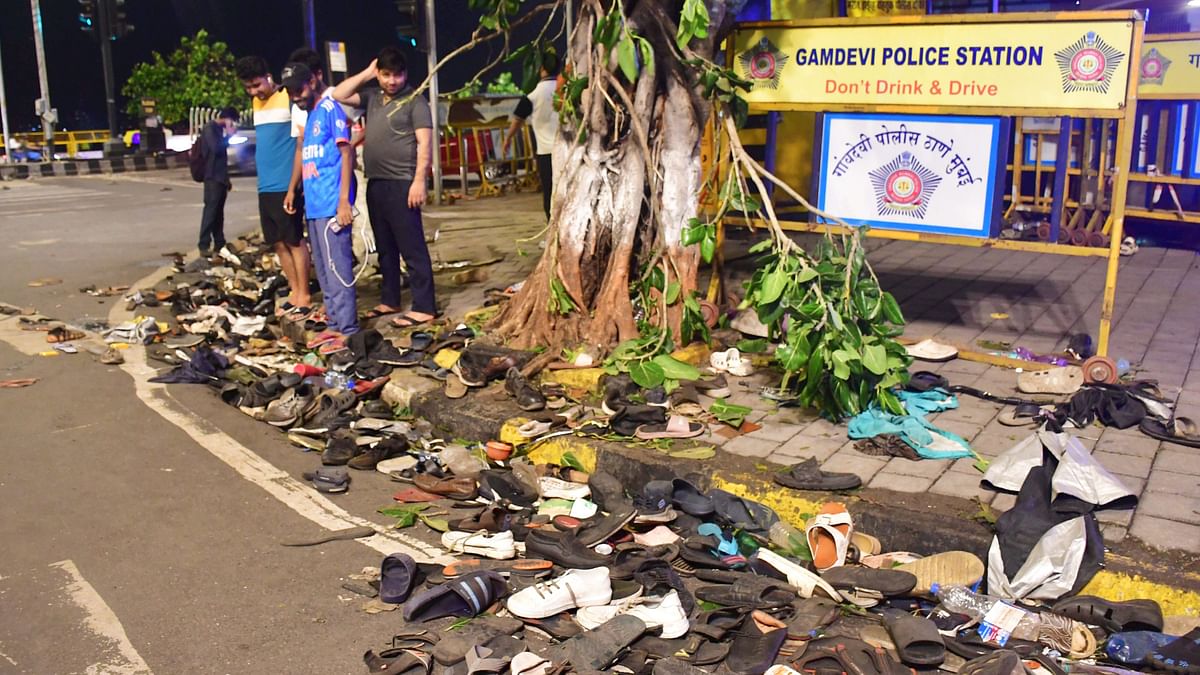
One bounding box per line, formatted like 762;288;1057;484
1148;627;1200;675
364;306;404;320
0;378;38;388
634;415;704;440
46;326;85;343
906;339;958;362
442;558;553;578
883;610;945;666
1139;417;1200;448
380;553;419;604
392;313;436;329
805;502;853;571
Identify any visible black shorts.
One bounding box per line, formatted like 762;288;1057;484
258;192;304;246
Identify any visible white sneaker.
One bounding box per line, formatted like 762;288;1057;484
538;477;591;500
506;567;612;619
440;530;516;559
575;590;690;639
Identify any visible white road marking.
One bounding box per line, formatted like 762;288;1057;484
52;560;154;675
0;305;451;564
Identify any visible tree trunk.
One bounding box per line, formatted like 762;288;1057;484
491;0;734;354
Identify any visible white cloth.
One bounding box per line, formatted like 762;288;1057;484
520;79;559;156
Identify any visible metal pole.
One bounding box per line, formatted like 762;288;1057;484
97;0;121;155
30;0;54;145
425;0;443;204
302;0;317;51
565;0;573;40
0;34;12;163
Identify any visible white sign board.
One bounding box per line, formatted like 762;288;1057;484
327;41;348;73
817;113;1002;238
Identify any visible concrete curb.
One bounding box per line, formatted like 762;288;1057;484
409;381;1200;617
0;154;187;180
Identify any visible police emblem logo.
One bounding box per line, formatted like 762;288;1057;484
868;152;941;220
1139;47;1171;86
738;37;789;90
1055;31;1124;95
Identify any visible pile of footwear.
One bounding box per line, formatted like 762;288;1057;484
358;459;1184;675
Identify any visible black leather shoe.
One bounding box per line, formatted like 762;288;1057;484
504;367;546;411
524;529;613;569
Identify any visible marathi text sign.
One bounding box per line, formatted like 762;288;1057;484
1138;38;1200;98
733;20;1135;110
817;114;1001;238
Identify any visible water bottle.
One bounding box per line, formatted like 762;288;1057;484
1106;631;1175;666
323;371;348;389
933;586;1042;640
768;521;811;560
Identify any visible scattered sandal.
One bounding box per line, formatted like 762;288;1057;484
46;326;85;343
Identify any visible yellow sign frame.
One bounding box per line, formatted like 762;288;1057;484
1138;33;1200;99
733;13;1136;115
723;11;1145;356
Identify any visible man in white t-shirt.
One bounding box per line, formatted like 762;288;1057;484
502;51;560;219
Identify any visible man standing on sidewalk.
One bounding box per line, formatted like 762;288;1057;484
198;107;239;257
333;47;436;329
502;50;560;220
235;56;311;314
283;62;358;347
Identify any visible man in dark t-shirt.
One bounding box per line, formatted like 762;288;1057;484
333;47;436;328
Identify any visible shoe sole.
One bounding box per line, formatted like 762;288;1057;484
442;542;516;560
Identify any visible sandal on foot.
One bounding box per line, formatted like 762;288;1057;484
391;313;435;329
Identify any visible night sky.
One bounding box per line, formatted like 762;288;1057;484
0;0;564;131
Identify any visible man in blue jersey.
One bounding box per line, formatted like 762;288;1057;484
235;56;311;315
282;62;358;348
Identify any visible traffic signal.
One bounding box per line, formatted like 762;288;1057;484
395;0;425;51
107;0;134;40
78;0;96;35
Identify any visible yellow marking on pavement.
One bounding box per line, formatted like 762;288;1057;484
525;436;599;474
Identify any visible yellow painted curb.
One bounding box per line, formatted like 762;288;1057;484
542;367;607;393
527;437;598;474
710;473;825;530
671;343;712;367
1081;571;1200;618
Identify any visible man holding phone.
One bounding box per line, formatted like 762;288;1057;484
282;62;358;347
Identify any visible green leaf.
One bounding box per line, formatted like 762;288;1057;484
617;35;639;82
681;219;707;246
862;344;887;375
700;236;716;263
709;399;752;427
648;266;665;291
736;338;768;353
561;451;586;472
748;238;773;254
651;354;701;381
668;446;716;460
419;515;450;532
760;265;787;304
637;37;655;78
628;360;666;388
797;267;818;283
664;281;681;305
880;292;905;324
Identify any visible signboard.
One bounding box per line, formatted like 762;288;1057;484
327;41;348;73
1138;36;1200;98
733;19;1135;111
816;113;1002;238
846;0;923;17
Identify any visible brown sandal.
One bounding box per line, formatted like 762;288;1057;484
46;326;85;343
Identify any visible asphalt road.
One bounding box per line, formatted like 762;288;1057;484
0;170;442;674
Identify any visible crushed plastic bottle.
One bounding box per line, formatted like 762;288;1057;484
768;521;811;561
323;371;353;389
933;585;1042;641
1106;631;1175;666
